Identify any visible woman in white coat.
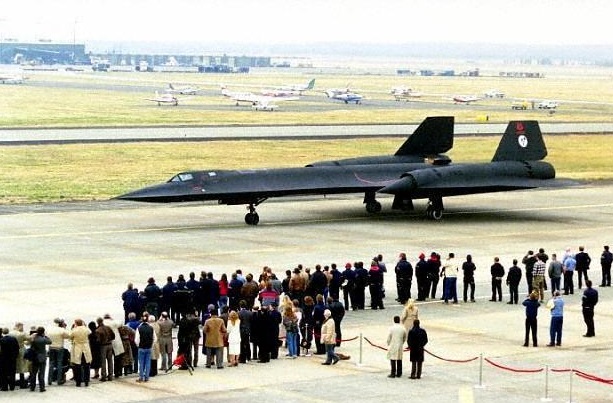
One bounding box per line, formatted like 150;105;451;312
226;311;241;366
386;315;407;378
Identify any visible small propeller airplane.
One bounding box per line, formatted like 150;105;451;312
166;83;199;95
146;91;179;106
325;88;364;104
391;87;423;101
452;95;481;104
264;78;315;96
221;86;299;110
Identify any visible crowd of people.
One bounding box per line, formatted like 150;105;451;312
0;244;609;390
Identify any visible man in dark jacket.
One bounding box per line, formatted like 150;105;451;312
353;262;368;310
407;319;428;379
415;253;429;301
427;252;441;299
395;253;413;304
327;297;345;347
368;261;385;310
0;328;20;391
135;316;156;382
29;327;52;392
575;246;592;289
144;277;162;318
582;280;598;337
122;283;141;324
506;259;522;304
600;245;612;287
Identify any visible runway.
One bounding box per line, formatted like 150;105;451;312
1;122;612;145
1;184;613;402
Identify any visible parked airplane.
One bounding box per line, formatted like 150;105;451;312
276;79;315;95
166;83;199;95
146;91;179;106
0;72;26;84
453;95;480;104
263;78;316;96
118;117;569;225
326;90;363;104
221;86;298;110
391;87;422;101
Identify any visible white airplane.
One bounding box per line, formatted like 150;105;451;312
146;91;179;106
261;79;315;97
484;89;505;98
0;72;26;84
452;95;481;104
327;91;363;104
221;86;298;110
391;87;422;101
166;83;199;95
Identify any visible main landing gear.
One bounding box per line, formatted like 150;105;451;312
364;192;382;214
426;197;444;220
244;204;260;226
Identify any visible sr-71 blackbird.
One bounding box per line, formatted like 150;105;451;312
118;116;568;225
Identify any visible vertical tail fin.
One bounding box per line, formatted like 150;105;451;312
306;79;315;90
492;121;547;162
395;116;454;156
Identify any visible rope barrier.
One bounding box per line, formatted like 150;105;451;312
424;349;479;363
551;368;613;385
483;357;543;373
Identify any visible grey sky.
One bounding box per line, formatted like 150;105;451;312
2;0;611;46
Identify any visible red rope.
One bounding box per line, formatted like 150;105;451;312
341;336;359;342
484;357;543;373
424;349;479;363
363;336;389;351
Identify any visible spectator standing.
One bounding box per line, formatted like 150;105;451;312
547;291;564;347
320;310;339;366
415;253;429;301
575;246;591;289
522;251;536;295
407;319;428;380
490;257;505;302
441;253;458;304
135;314;156;383
600;245;612;287
69;319;92;387
395;253;413;304
532;255;547;302
582;280;598;337
28;327;52;392
548;254;563;295
562;253;576;295
506;259;522;304
522;291;540;347
462;254;476;303
204;309;227;368
386;316;407;378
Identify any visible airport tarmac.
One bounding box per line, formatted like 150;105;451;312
1;184;613;402
1;122;613;145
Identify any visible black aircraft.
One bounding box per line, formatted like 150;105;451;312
118;117;565;225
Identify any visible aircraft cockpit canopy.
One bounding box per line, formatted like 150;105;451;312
169;173;195;182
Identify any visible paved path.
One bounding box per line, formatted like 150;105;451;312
1;122;612;144
1;186;613;402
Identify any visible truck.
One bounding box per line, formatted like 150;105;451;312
511;100;529;110
538;100;558;109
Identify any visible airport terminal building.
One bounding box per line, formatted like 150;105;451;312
0;40;270;71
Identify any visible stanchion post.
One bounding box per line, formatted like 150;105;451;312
358;332;363;366
568;368;573;403
541;364;552;402
474;353;485;389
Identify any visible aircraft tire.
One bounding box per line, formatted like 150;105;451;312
431;209;443;220
244;212;260;225
366;201;382;214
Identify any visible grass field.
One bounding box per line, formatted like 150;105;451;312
2;69;613;127
1;135;611;204
1;68;612;204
